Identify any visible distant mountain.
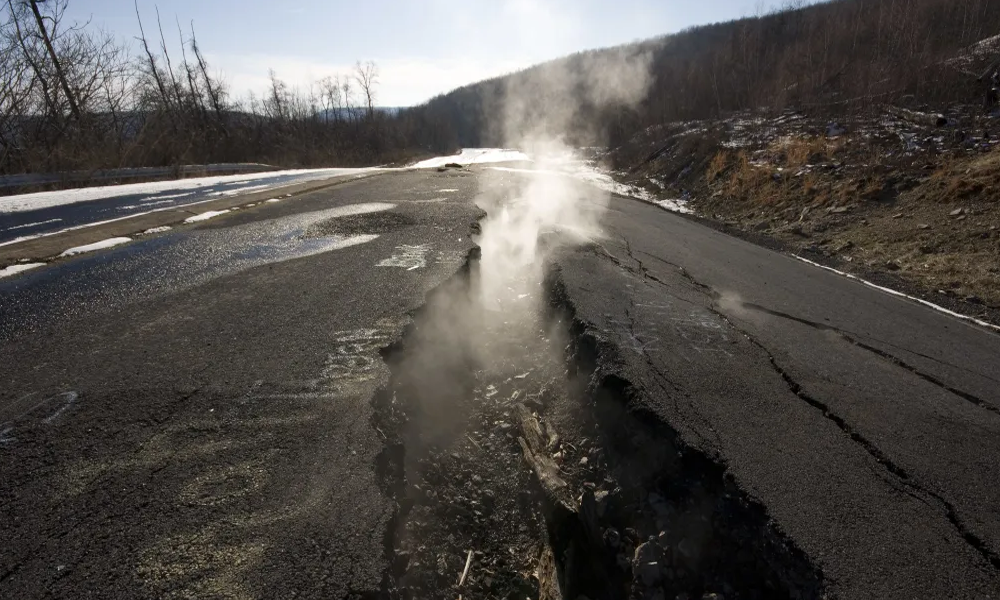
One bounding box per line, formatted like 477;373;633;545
400;0;1000;151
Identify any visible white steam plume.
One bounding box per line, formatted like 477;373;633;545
475;46;654;315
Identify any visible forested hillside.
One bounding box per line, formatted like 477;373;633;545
3;0;1000;179
0;0;405;176
403;0;1000;150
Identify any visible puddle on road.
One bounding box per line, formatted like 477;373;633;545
0;204;398;340
233;229;379;262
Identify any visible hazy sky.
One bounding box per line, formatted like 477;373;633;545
65;0;810;107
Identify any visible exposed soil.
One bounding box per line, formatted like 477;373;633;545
606;103;1000;320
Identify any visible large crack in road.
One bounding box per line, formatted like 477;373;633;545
369;238;825;599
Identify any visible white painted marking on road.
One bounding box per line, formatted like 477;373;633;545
0;166;384;213
145;192;195;201
118;199;179;210
793;255;1000;332
0;262;45;278
0;425;15;444
0;194;249;249
184;209;231;223
60;237;131;257
378;244;431;270
5;218;63;231
42;391;79;423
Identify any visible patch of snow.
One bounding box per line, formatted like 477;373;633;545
653;199;692;214
60;237;132;257
184;210;231;223
488;165;693;214
0;262;45;278
0;167;382;214
793;256;1000;332
141;226;172;234
437;188;459;192
265;198;281;203
411;148;531;169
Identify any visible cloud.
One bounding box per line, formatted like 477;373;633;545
207;53;533;107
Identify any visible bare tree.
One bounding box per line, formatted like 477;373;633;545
133;0;172;115
26;0;79;119
354;59;378;119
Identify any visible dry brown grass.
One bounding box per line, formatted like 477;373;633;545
706;150;729;182
770;136;835;168
920;152;1000;204
724;151;778;203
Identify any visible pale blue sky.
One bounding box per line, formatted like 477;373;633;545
66;0;815;106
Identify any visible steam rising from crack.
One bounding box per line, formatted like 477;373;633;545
476;47;654;316
390;46;655;453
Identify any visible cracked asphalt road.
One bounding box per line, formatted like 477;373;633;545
552;189;1000;599
0;169;481;599
2;166;1000;599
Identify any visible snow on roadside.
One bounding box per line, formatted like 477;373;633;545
653;199;692;213
0;262;45;278
141;226;172;234
411;148;531;169
0;167;381;214
488;164;693;214
60;237;132;257
184;210;230;223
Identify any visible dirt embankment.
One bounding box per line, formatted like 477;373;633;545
607;104;1000;319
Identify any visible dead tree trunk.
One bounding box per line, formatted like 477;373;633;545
28;0;80;120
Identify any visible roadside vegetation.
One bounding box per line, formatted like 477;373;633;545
0;0;423;178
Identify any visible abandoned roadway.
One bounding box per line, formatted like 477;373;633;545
1;166;999;599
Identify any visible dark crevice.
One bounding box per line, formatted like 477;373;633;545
734;302;1000;416
545;267;826;599
615;241;997;417
596;243;1000;573
708;306;1000;573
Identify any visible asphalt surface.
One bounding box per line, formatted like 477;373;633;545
0;168;380;245
3;166;1000;599
550;189;1000;598
0;168;480;598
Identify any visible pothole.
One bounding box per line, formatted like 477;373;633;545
305;211;415;237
